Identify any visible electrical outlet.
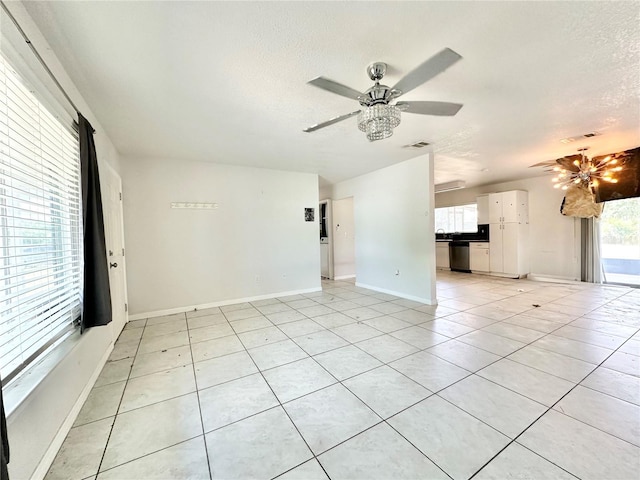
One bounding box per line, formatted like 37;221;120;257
395;269;400;276
255;275;261;284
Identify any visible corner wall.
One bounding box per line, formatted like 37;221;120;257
122;157;321;315
332;155;436;304
435;175;581;280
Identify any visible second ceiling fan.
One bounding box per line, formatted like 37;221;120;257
303;48;463;141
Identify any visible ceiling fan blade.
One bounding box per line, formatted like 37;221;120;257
396;101;463;116
529;160;558;168
392;48;462;96
558;155;582;172
307;77;363;101
530;155;583;170
303;110;361;133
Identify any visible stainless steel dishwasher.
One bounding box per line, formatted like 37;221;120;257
449;241;470;272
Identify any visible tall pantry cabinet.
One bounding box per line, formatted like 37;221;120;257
488;190;529;277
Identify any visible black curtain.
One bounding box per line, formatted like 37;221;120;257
1;375;9;480
79;113;112;331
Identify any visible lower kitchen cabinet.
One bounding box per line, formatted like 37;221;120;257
470;242;490;272
436;243;450;269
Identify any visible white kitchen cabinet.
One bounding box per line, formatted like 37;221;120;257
489;224;504;272
477;195;489;224
488;191;528;224
489;190;529;278
470;242;490;272
436;243;450;269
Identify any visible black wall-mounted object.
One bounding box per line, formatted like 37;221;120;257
595;147;640;203
305;207;315;222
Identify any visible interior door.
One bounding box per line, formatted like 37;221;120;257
103;165;128;340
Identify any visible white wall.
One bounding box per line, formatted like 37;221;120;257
436;175;581;280
332;197;355;279
3;3;124;480
122;157;321;316
332;155;437;304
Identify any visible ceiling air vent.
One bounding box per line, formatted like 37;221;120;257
403;141;431;149
560;132;601;144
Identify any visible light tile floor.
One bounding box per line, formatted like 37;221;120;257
46;272;640;479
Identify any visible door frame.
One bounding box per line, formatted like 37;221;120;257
102;162;129;340
319;199;334;280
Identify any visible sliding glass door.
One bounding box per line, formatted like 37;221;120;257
600;197;640;286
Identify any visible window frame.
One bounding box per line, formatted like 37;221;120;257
0;50;83;386
434;203;478;233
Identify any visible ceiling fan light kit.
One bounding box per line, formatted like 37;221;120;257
304;48;463;141
357;104;401;141
550;147;621;191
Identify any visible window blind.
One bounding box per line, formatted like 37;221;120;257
0;52;82;383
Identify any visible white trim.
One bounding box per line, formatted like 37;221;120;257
29;342;113;480
480;272;529;279
355;282;436;306
128;287;322;320
333;274;356;280
4;331;75;417
528;274;582;284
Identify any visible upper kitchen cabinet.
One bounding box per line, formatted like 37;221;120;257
477;195;489;224
488;191;528;224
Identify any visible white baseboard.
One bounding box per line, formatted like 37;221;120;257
334;274;356;280
355;282;436;306
128;286;322;320
30;343;114;480
528;274;582;284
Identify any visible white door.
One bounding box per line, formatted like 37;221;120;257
502;223;519;275
103;165;128;340
489;223;503;272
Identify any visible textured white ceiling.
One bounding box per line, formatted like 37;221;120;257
22;1;640;187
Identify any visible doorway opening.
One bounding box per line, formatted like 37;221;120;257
332;197;355;280
319;199;332;279
601;197;640;286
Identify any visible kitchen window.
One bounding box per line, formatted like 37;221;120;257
0;51;82;384
435;204;478;233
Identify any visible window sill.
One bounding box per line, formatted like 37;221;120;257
4;329;80;418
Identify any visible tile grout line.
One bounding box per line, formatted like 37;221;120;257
223;308;335;480
92;317;147;478
83;277;637;479
267;290;498;480
185;311;214;480
270;279;453;479
466;323;640;479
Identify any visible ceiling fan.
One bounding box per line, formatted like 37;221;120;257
303;48;464;141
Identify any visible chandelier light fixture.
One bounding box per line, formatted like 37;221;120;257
357;104;402;141
550;147;622;190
